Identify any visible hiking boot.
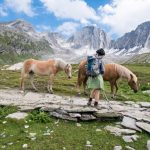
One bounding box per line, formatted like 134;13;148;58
94;101;98;108
87;98;92;106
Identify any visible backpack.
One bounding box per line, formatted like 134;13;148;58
86;56;100;77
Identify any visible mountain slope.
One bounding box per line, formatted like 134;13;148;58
111;21;150;55
125;53;150;64
0;19;53;55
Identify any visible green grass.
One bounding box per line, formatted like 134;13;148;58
0;106;149;150
0;63;149;102
0;64;150;149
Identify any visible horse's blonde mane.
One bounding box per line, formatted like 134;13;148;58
114;63;137;82
55;58;68;69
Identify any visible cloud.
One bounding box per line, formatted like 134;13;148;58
40;0;99;23
0;5;8;17
4;0;35;17
36;24;51;32
98;0;150;36
56;22;80;36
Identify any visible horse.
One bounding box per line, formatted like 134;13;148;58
77;60;139;98
20;58;72;93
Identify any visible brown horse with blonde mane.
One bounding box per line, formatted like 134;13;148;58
20;58;72;93
77;60;138;98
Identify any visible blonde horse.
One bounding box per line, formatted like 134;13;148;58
20;58;72;93
77;60;138;98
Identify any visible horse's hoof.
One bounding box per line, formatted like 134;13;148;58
49;91;54;94
76;93;81;96
84;92;88;96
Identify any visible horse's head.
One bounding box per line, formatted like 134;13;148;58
65;64;72;79
128;74;139;93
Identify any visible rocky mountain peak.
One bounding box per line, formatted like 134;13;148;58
0;19;35;33
67;25;111;50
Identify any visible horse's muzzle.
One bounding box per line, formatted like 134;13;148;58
134;90;138;93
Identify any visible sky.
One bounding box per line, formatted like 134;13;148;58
0;0;150;39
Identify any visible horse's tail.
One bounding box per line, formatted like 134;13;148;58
20;59;32;90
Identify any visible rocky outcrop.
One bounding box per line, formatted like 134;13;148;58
111;21;150;55
67;26;111;50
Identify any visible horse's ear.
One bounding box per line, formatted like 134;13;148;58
130;74;133;80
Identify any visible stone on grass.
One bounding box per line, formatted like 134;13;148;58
105;125;136;136
114;146;122;150
22;144;28;148
2;121;7;124
6;112;28;120
125;146;135;150
136;122;150;134
122;135;139;143
96;129;102;132
24;125;29;129
85;141;92;147
147;140;150;150
121;116;141;131
76;123;81;127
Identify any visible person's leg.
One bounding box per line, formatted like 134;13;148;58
87;89;96;106
94;89;100;107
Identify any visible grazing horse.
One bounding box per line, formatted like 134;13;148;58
20;58;72;93
77;60;138;98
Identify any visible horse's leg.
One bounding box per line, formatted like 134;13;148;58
109;80;115;99
20;70;27;91
29;74;38;91
114;81;118;96
83;76;88;95
76;76;84;95
48;74;55;94
20;76;25;91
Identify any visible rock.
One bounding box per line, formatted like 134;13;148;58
142;90;150;95
81;114;96;121
22;144;28;148
96;128;102;132
94;109;122;118
147;140;150;150
139;102;150;108
125;146;135;150
122;136;133;142
114;146;122;150
136;122;150;133
122;135;139;143
76;123;81;127
24;125;29;129
69;113;81;118
121;116;142;131
105;126;136;136
6;112;28;120
85;140;92;147
49;112;77;121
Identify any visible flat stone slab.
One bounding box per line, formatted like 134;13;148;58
0;89;149;123
136;122;150;134
6;112;28;120
121;116;142;131
105;125;136;136
122;135;139;143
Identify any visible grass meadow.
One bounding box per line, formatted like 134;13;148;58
0;63;150;150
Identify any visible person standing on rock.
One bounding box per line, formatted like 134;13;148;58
86;48;105;108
